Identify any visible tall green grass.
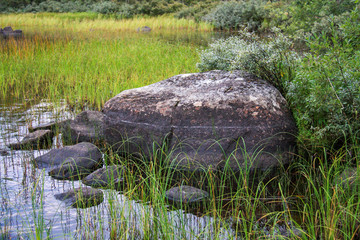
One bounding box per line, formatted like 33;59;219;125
0;13;209;109
0;13;213;33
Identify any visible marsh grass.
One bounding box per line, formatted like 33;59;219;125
2;130;360;239
0;13;209;109
0;13;213;33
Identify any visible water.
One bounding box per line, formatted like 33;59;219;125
0;99;238;239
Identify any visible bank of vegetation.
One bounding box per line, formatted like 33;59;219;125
1;0;360;239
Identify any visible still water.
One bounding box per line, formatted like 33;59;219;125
0;99;236;239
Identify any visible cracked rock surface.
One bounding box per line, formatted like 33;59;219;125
103;71;297;171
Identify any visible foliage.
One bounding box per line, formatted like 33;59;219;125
287;7;360;147
203;0;268;31
23;0;90;13
91;1;119;14
287;0;357;33
174;1;219;22
197;28;299;96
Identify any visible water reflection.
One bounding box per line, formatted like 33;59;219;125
0;100;236;239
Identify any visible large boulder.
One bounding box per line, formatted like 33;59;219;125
61;111;104;145
103;71;297;172
34;142;103;180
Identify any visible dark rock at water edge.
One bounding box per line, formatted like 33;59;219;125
33;142;103;180
103;70;297;173
82;165;125;190
8;130;53;150
165;185;209;205
0;148;9;156
61;111;104;145
55;187;104;208
28;119;70;133
1;26;23;39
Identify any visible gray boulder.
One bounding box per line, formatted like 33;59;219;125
103;71;297;172
62;111;104;145
34;142;103;180
1;26;22;39
8;130;53;150
55;187;104;208
82;165;125;189
165;185;209;205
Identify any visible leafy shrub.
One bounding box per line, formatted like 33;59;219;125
203;0;268;31
134;0;184;16
288;0;356;33
91;1;118;14
117;3;136;19
23;0;91;13
287;7;360;147
174;1;219;22
197;28;299;96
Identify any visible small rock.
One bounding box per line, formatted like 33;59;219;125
55;187;104;208
165;185;209;205
0;148;9;156
82;165;125;190
61;111;104;145
28;120;70;133
137;26;151;32
34;142;103;180
8;130;53;150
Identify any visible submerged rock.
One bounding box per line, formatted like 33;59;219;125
82;165;125;189
103;70;297;172
34;142;103;180
165;185;209;205
0;148;9;156
8;130;53;150
55;187;104;208
61;111;104;145
28;120;70;133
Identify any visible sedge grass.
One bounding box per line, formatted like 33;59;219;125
0;13;209;109
0;13;213;33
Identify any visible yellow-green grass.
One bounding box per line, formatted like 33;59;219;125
0;13;213;33
0;14;209;109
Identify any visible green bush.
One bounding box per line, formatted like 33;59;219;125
203;0;268;31
174;1;219;22
117;3;136;19
135;0;184;16
287;7;360;147
288;0;356;33
91;1;118;14
197;28;299;96
23;0;91;13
